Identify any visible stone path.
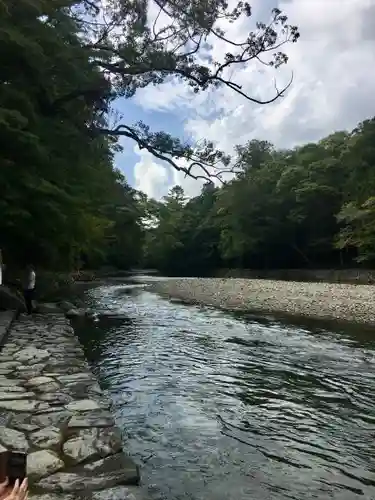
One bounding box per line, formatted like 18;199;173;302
0;310;15;345
0;313;144;500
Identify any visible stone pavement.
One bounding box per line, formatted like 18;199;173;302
0;313;144;500
0;310;15;345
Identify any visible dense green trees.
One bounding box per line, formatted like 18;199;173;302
143;118;375;274
1;0;298;271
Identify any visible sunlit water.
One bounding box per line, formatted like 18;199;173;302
73;280;375;500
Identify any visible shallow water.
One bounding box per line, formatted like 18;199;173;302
74;280;375;500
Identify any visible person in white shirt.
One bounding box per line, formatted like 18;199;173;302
23;265;36;315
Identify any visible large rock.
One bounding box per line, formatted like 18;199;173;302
0;426;29;452
58;301;76;312
0;286;25;311
30;427;62;449
27;450;64;480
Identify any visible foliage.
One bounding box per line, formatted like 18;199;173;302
142;118;375;273
0;0;142;270
1;0;299;272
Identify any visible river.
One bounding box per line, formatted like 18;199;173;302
73;277;375;500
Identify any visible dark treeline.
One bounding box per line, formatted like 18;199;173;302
142;118;375;275
1;0;299;273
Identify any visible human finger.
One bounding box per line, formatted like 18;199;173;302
19;479;27;500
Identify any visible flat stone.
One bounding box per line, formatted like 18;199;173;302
58;373;93;383
0;385;26;393
0;375;25;391
67;413;115;429
65;399;101;412
37;454;139;492
83;454;139;481
27;450;64;480
30;427;62;449
0;426;29;452
17;363;45;374
95;428;123;457
0;400;39;412
29;495;74;500
63;429;98;463
0;369;14;375
14;347;50;364
0;361;21;370
91;486;146;500
31;411;71;427
12;422;40;433
26;377;57;387
0;391;35;400
38;393;72;404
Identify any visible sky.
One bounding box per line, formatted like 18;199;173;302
113;0;375;200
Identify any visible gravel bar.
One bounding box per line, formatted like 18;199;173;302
0;313;143;500
151;278;375;326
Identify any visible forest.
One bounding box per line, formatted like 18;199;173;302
3;1;374;276
142;118;375;275
0;0;298;272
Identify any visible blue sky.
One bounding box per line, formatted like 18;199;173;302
114;95;188;186
111;0;375;200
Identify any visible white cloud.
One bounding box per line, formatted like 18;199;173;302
133;146;171;199
132;0;375;198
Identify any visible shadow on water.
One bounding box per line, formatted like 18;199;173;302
72;279;375;500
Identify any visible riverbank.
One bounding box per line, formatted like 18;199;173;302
0;312;143;500
151;278;375;326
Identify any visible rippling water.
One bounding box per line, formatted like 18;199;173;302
73;280;375;500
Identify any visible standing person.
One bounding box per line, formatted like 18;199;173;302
23;265;36;315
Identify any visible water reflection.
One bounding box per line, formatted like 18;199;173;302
73;281;375;500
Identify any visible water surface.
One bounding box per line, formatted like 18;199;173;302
74;280;375;500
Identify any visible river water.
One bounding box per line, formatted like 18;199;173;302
73;278;375;500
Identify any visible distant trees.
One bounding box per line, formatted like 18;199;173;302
142;118;375;274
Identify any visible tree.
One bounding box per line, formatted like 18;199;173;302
49;0;299;179
142;117;375;274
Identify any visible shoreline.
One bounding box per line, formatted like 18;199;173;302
150;278;375;327
0;312;143;500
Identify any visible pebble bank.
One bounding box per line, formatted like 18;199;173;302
0;312;143;500
151;278;375;325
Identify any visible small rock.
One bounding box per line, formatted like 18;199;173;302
27;450;64;480
14;347;50;364
0;377;22;387
26;376;56;387
0;361;21;370
0;400;39;412
65;399;101;412
29;495;74;500
0;385;26;393
63;428;98;463
58;373;94;383
0;426;29;452
0;391;35;401
58;301;75;312
31;411;71;427
67;413;114;429
95;427;123;457
91;486;146;500
30;427;61;449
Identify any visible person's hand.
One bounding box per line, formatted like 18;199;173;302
0;478;28;500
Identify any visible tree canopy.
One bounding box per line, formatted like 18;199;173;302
142;118;375;275
0;0;299;270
